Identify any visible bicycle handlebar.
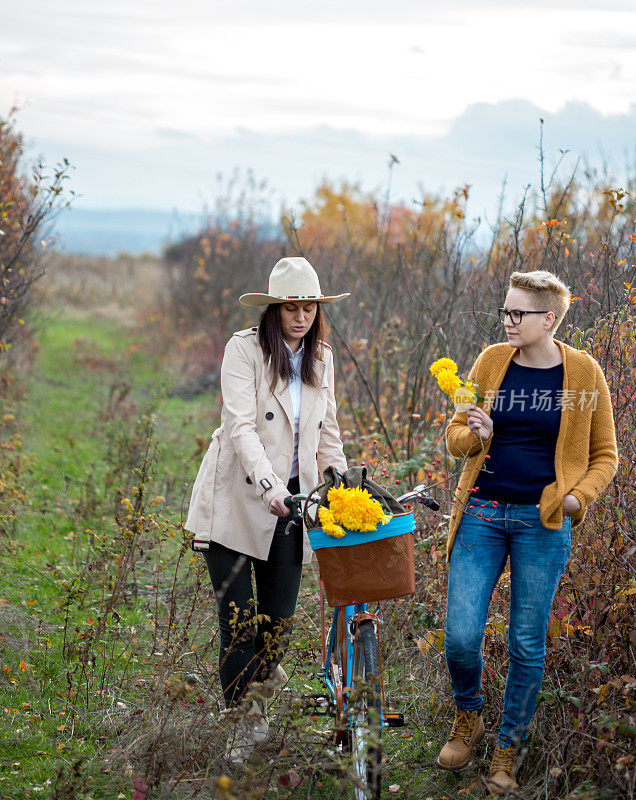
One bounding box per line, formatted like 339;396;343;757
396;484;440;511
284;484;439;521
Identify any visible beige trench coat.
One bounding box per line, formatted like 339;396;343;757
185;328;347;564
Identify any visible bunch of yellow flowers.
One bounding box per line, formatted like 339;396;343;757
318;485;391;538
430;357;480;410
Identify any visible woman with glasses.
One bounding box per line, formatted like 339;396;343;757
436;271;617;794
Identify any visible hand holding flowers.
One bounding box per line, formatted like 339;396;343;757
466;406;493;440
430;357;491;440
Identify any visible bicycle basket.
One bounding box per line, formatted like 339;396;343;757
307;512;416;606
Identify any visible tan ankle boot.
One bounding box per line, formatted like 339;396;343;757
486;745;519;795
436;707;485;771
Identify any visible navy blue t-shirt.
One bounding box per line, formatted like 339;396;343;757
476;360;564;505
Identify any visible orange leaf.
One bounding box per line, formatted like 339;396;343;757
416;629;445;655
592;684;610;704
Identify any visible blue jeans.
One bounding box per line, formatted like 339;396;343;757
444;498;571;747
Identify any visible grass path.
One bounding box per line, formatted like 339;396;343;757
0;315;212;799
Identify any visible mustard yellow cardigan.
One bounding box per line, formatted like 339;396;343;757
445;340;618;559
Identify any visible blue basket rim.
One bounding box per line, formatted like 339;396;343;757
307;511;415;550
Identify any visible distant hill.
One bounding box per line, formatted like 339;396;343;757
49;207;204;256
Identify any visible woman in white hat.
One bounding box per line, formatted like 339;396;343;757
185;257;349;760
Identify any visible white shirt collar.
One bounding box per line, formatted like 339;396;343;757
283;340;304;360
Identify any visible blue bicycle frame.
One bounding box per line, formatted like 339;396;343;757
323;603;376;717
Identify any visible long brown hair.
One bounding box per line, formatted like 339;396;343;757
258;303;326;390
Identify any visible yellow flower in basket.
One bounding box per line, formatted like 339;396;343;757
318;507;346;538
319;485;391;538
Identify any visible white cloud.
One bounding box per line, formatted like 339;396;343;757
2;0;635;216
3;3;636;153
28;99;636;222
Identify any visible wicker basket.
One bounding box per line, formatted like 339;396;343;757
307;512;416;606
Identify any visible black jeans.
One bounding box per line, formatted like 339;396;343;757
202;479;303;707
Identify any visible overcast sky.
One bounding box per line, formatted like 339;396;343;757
2;0;635;222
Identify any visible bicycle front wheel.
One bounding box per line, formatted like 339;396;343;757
346;619;382;800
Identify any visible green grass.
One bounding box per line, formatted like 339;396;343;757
22;315;212;512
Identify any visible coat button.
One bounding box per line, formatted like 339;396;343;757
246;476;252;484
318;420;323;429
265;412;274;420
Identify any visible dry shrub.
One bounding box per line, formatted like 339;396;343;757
0;111;72;349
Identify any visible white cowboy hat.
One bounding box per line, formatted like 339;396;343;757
239;257;350;307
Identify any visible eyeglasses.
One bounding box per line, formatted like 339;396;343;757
498;308;548;325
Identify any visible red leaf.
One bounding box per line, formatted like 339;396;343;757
132;777;147;800
279;770;301;789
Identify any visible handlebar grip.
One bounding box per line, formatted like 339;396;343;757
283;496;293;509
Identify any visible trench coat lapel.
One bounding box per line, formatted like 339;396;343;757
274;375;295;430
299;358;327;436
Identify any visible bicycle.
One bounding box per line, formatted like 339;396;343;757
284;483;439;800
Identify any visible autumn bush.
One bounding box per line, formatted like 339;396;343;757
0;111;73;352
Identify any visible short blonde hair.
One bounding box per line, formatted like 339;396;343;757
509;270;571;333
